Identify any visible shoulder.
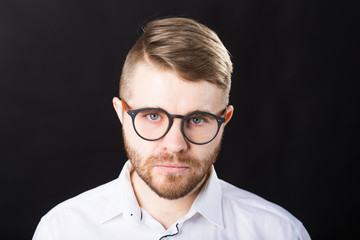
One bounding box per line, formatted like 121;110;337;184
220;180;293;219
219;180;308;238
33;179;118;239
42;179;116;221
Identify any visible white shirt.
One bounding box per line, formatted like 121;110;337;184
33;160;310;240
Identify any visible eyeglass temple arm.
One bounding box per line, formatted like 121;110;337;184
121;99;131;112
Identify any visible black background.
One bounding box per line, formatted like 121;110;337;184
1;0;357;239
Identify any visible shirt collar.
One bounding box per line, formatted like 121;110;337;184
100;160;141;224
189;166;224;228
100;161;224;228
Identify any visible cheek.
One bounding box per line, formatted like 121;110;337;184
123;119;136;140
123;119;157;158
196;133;223;159
188;143;216;161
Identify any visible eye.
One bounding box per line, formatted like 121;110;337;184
146;113;161;121
189;117;204;125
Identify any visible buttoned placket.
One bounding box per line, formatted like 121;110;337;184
157;222;181;240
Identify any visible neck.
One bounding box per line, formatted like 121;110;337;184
130;170;207;230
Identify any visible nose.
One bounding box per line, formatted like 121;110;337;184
160;118;188;153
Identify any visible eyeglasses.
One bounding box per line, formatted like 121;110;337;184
121;99;226;145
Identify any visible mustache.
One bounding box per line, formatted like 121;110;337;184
147;153;200;166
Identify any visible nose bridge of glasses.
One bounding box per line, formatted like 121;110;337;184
167;114;186;130
163;114;185;139
167;114;184;128
169;114;185;120
160;114;186;143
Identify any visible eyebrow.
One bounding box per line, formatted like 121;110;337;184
131;103;225;117
178;108;226;117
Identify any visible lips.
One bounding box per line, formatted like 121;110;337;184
154;163;189;174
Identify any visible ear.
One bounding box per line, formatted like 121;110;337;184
112;97;124;124
224;105;234;126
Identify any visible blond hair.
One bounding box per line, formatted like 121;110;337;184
119;17;233;105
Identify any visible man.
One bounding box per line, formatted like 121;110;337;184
33;17;310;239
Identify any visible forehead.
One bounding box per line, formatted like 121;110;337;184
127;62;224;114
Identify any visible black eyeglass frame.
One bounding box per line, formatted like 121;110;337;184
121;100;226;145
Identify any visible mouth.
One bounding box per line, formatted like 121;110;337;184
154;163;190;174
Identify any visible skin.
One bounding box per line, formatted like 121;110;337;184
113;61;233;229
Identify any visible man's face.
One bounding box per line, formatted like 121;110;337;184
114;62;232;200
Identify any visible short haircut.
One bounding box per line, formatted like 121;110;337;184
119;17;233;105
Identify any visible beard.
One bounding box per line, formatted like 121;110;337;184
123;133;222;200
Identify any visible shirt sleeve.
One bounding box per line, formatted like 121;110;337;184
32;218;51;240
297;223;311;240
